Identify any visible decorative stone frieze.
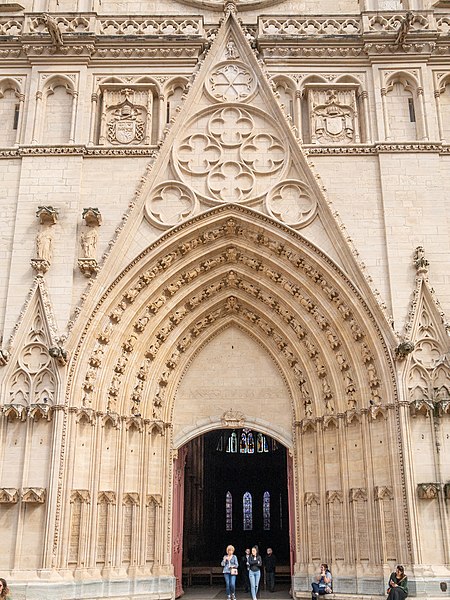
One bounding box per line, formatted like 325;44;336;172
21;487;46;503
417;483;440;499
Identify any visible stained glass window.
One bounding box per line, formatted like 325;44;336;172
263;491;270;530
240;431;247;453
243;492;252;530
226;491;232;531
227;431;238;453
247;431;254;453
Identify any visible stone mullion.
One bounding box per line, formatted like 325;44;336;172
158;430;173;572
316;419;327;562
380;88;391;141
140;423;152;568
295;89;302;139
88;93;98;146
338;415;351;566
294;424;304;568
13;416;33;569
429;411;450;564
391;403;416;565
31;89;43;144
361;411;377;564
89;417;104;569
14;93;25;146
59;411;79;570
114;421;127;573
434;90;445;142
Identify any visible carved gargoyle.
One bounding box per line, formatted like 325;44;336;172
0;349;9;366
395;340;415;360
48;345;68;366
41;13;63;48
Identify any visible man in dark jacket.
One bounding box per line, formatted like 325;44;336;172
264;548;276;592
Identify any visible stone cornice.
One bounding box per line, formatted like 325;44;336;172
0;143;449;159
1;11;450;65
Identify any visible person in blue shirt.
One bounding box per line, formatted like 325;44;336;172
222;544;239;600
312;563;332;598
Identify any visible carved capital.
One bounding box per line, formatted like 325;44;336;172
22;487;46;503
98;490;116;504
417;483;440;499
0;488;19;504
304;492;320;506
70;489;91;504
123;492;140;505
374;485;393;500
146;493;163;507
78;258;99;278
350;487;367;502
31;257;50;274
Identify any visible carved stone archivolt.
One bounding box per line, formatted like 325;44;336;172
73;210;392;421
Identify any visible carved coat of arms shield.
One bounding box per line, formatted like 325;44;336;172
115;120;137;144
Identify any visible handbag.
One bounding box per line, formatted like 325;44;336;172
230;567;238;575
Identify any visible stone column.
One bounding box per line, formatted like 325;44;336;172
380;88;391;141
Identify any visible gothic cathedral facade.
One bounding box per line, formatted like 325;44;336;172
0;0;449;599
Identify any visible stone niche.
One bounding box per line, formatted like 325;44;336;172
98;84;156;146
304;83;361;145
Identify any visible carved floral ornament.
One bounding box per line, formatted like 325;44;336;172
76;215;388;419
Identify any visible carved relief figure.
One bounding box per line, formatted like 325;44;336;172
36;229;53;263
80;228;98;259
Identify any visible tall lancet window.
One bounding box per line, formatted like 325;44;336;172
226;491;233;531
263;491;271;530
243;492;253;530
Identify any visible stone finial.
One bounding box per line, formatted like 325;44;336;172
36;205;58;225
395;340;415;360
82;207;102;227
224;0;237;14
413;246;429;273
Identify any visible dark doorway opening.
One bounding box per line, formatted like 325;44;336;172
183;428;290;571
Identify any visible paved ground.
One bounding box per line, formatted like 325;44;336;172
183;584;293;600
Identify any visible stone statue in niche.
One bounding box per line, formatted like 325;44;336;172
99;86;153;146
308;87;359;145
80;228;98;259
36;228;53;263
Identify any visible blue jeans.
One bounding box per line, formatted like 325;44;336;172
312;583;327;596
249;569;261;600
224;573;237;597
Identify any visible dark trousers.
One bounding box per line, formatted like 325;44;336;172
266;571;275;592
312;583;327;596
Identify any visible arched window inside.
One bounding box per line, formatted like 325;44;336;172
243;492;252;530
227;431;238;453
247;431;254;454
226;491;233;531
240;431;247;453
263;491;271;530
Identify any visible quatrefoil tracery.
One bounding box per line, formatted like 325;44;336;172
171;105;290;208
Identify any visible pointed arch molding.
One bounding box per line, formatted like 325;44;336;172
67;205;397;421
